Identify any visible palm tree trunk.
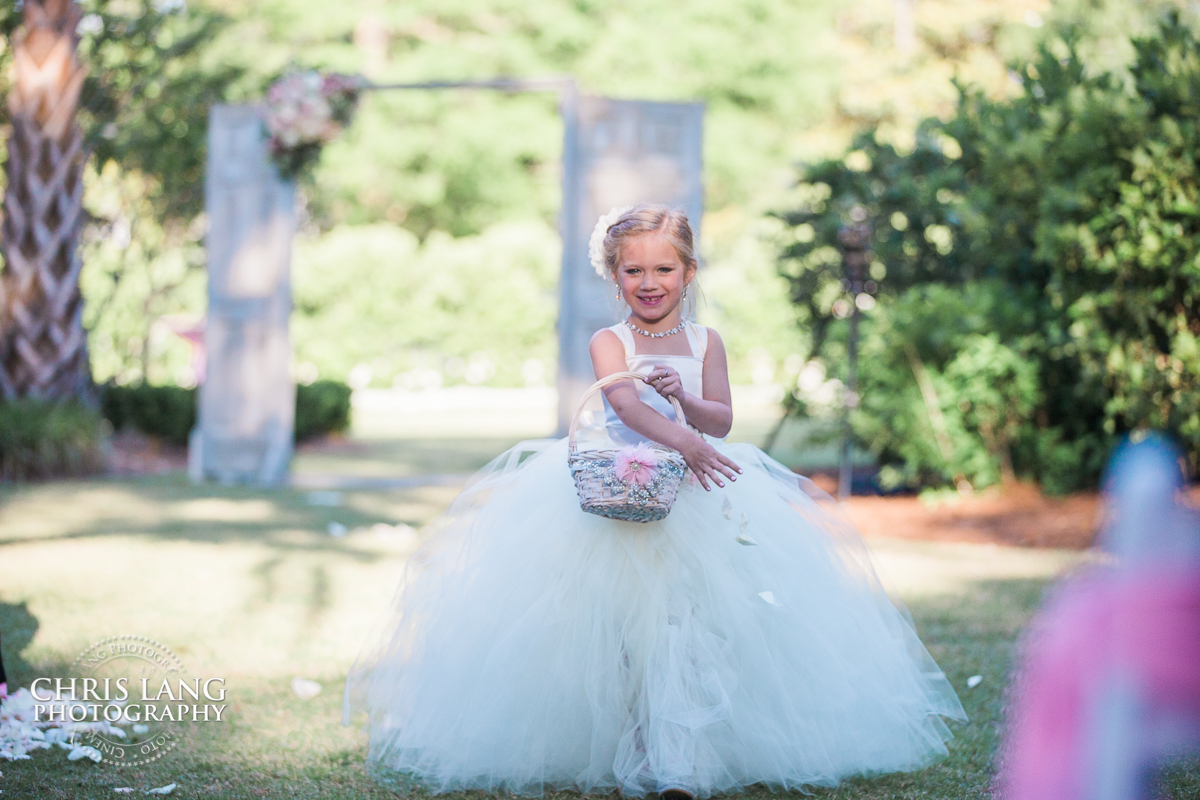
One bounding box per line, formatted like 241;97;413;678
0;0;91;402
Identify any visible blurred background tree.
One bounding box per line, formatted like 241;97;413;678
776;3;1200;493
1;0;91;402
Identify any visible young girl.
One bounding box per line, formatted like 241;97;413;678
344;205;966;798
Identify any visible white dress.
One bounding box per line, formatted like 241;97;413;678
343;321;966;797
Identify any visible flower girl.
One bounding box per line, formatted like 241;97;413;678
344;205;966;798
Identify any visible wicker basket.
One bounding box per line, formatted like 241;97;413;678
568;371;690;523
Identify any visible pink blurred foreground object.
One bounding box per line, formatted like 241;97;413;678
999;435;1200;800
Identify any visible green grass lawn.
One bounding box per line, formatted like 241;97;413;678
1;430;1196;798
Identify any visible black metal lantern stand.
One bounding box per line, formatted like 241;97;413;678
837;212;873;501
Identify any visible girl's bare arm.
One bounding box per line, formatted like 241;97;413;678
643;328;733;438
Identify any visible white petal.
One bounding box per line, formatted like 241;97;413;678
132;724;149;735
966;675;983;689
114;788;134;793
758;591;782;606
721;497;734;520
735;534;758;546
290;677;322;699
144;784;177;795
67;744;101;762
739;512;749;531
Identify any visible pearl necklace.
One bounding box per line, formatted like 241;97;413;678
624;319;685;338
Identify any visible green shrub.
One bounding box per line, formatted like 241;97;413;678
0;401;107;481
777;13;1200;492
101;380;351;444
848;285;1046;491
101;383;197;446
290;222;559;388
295;380;351;442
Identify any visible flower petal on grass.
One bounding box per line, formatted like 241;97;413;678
967;675;983;689
144;783;177;795
291;677;322;699
67;744;102;762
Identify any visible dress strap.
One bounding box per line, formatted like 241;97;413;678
607;323;636;359
684;321;709;360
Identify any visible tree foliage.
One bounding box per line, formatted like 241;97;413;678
76;1;243;223
778;11;1200;492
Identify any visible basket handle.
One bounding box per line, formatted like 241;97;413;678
568;370;688;448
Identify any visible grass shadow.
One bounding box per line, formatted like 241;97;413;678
0;473;452;571
0;599;39;689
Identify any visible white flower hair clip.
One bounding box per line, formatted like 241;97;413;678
588;206;633;280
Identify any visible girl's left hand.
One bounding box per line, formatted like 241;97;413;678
644;366;684;401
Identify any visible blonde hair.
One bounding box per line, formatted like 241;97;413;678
601;204;698;279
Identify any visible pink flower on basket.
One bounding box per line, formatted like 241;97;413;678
613;443;659;486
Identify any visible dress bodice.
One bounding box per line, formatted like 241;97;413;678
601;320;708;446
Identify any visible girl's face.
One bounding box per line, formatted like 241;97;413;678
615;232;695;323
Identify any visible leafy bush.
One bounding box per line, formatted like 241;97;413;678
101;383;196;446
834;282;1044;491
777;13;1200;492
290;221;559;388
295;380;352;442
0;401;107;481
101;380;351;444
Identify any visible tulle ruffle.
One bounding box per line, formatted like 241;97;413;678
343;438;966;796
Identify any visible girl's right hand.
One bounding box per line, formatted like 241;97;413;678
681;436;742;491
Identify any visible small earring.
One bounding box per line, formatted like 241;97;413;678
615;286;623;303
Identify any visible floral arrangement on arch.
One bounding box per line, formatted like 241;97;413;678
264;70;365;180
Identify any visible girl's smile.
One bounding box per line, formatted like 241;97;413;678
637;293;665;307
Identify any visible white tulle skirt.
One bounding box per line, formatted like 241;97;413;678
343;437;966;797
